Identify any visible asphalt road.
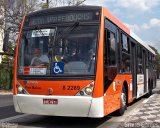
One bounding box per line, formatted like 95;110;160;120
0;80;159;128
0;95;22;120
0;95;13;107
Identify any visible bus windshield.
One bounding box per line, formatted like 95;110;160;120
18;25;99;76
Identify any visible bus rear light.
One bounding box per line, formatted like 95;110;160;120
17;82;29;95
76;81;94;96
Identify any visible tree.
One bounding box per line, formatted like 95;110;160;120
155;54;160;78
42;0;86;9
0;0;87;53
0;0;39;90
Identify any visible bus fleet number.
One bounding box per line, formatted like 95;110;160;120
63;86;80;90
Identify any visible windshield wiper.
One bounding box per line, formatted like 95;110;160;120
55;22;79;42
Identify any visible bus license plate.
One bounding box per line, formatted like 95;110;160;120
43;99;58;105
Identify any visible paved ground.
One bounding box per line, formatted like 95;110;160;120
0;95;22;120
119;80;160;128
0;95;13;107
0;93;148;128
0;80;160;128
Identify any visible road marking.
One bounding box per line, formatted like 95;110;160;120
0;114;29;123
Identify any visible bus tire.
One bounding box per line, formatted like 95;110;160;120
116;86;127;116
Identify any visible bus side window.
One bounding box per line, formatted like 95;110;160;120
137;45;143;74
104;30;116;93
121;33;131;73
106;30;116;66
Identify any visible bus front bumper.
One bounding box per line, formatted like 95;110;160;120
13;95;103;117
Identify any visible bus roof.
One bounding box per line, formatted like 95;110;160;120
130;31;156;55
27;6;101;17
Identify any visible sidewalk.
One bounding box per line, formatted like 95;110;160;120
0;90;13;95
119;80;160;128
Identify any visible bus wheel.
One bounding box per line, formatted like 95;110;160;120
116;86;127;116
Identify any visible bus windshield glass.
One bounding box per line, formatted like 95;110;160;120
18;25;99;76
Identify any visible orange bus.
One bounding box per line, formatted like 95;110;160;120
12;6;156;117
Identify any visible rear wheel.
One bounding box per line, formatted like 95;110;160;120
116;86;127;116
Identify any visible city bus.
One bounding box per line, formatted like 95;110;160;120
12;6;156;118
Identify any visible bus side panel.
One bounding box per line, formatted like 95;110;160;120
137;74;144;98
104;74;132;116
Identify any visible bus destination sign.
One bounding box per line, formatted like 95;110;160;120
27;11;99;26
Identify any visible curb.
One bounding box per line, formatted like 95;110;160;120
0;90;13;95
0;93;13;95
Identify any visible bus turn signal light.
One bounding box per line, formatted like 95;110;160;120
85;87;93;95
17;82;29;94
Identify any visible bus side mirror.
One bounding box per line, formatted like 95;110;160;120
3;31;9;52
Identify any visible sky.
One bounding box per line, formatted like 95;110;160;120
84;0;160;53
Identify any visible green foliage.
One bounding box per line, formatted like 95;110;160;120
41;3;49;9
149;45;160;78
155;54;160;70
0;43;14;90
0;64;13;90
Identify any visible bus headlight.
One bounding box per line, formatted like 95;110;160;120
85;87;93;95
17;82;29;94
18;86;23;92
76;81;94;96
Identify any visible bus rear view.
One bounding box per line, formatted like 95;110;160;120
13;6;104;117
